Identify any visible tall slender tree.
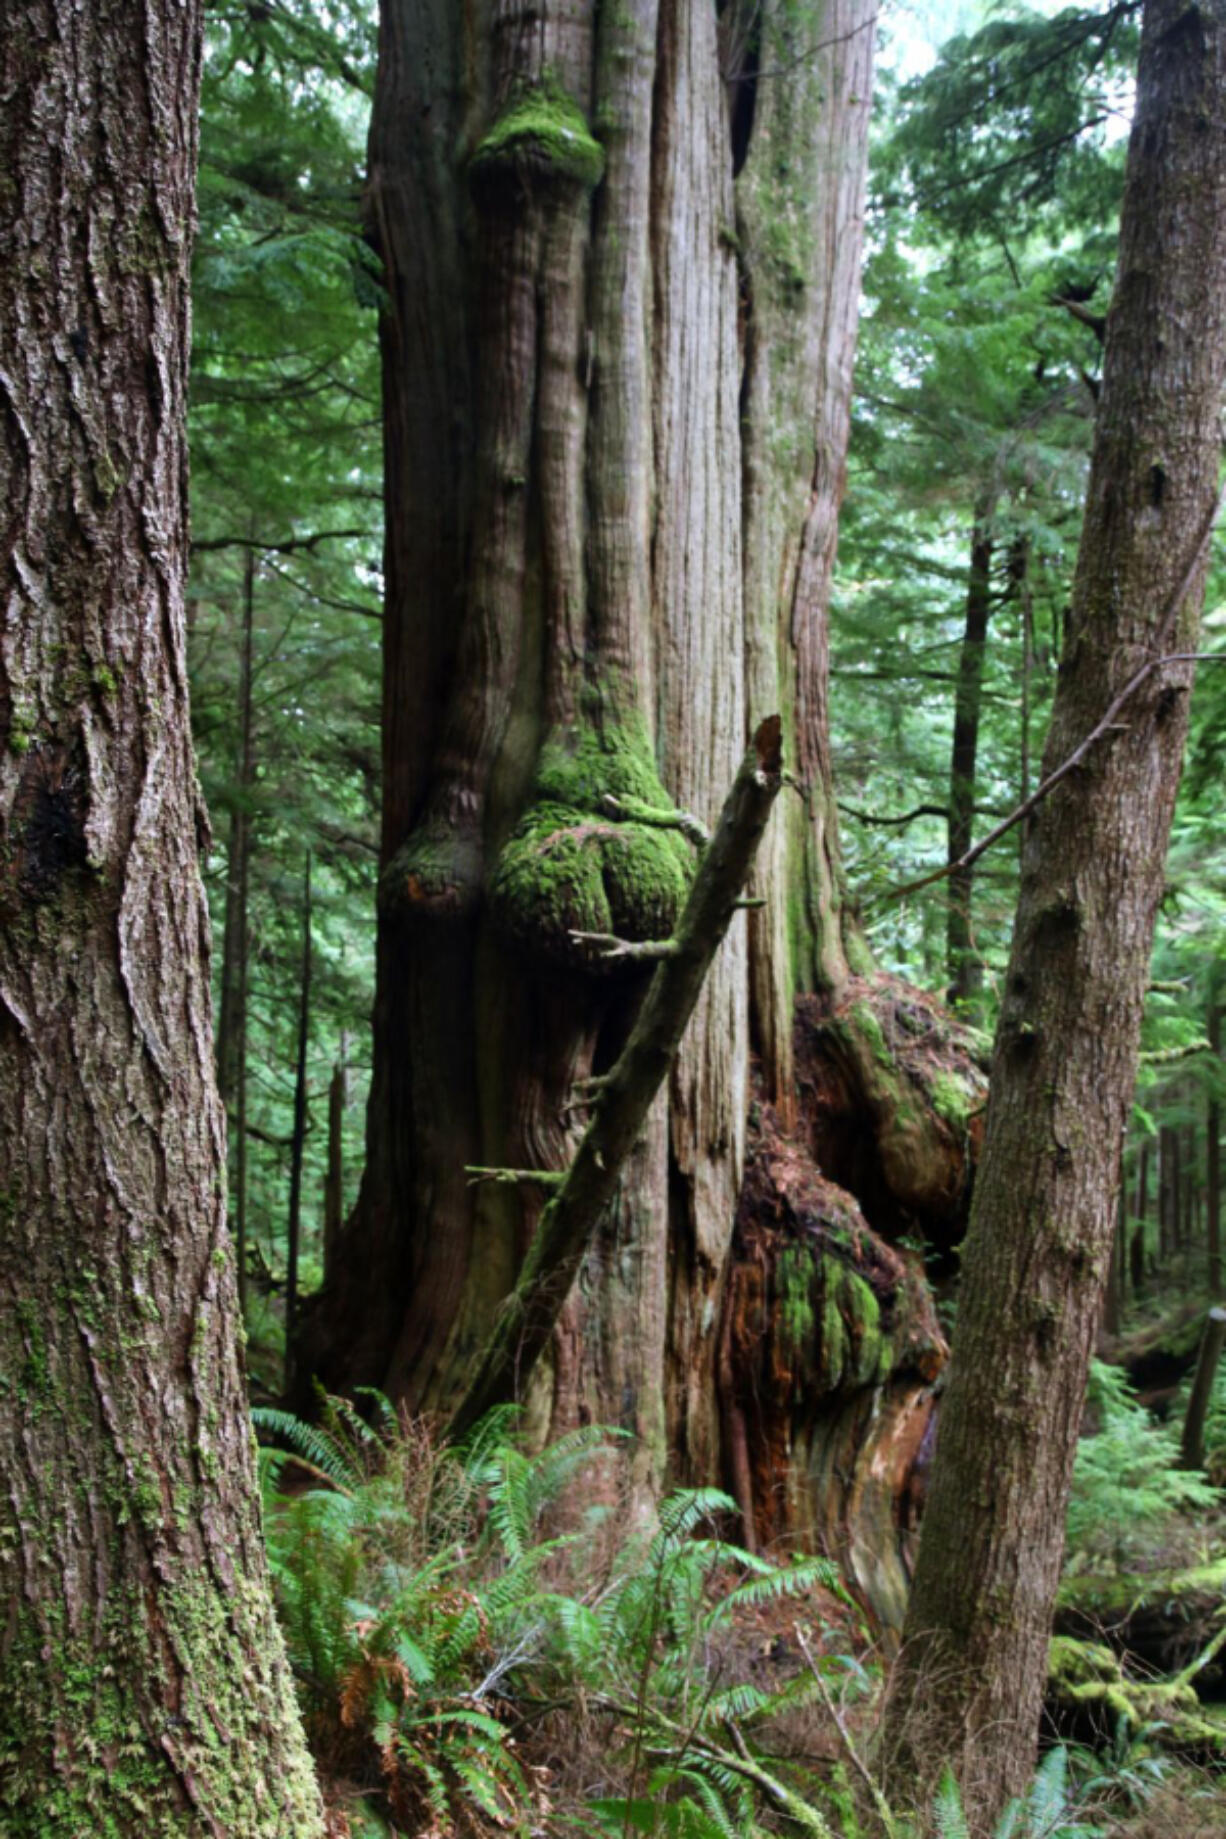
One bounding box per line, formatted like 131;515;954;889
883;1;1226;1824
0;2;322;1829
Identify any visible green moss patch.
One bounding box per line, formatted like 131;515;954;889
471;79;604;192
490;722;693;971
1047;1635;1226;1759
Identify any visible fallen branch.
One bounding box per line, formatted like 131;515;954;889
601;793;710;848
447;717;784;1441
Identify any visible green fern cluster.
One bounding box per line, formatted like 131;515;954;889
255;1401;864;1836
931;1747;1105;1839
255;1399;1153;1839
1065;1362;1217;1570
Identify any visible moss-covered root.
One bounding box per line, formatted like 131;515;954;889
1046;1636;1226;1760
489;720;696;972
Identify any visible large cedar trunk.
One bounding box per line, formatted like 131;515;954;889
303;0;977;1596
883;0;1226;1824
0;3;322;1830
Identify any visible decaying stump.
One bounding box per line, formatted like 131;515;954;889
721;1089;951;1645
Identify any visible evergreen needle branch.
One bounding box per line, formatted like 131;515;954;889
874;486;1226;910
446;717;785;1442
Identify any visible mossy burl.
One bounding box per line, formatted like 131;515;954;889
928;1068;974;1133
490;721;694;971
471;79;605;191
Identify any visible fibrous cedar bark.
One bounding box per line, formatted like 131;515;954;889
883;1;1226;1823
0;3;322;1831
303;0;970;1580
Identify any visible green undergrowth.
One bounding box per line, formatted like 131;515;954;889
252;1397;1204;1839
1065;1361;1218;1572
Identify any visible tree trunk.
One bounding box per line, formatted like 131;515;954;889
285;850;312;1388
1180;1306;1226;1472
323;1053;346;1287
298;0;974;1584
0;3;322;1830
947;501;995;1010
216;545;255;1313
883;2;1226;1825
1209;1000;1221;1292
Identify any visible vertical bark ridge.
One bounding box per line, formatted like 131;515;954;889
737;0;879;1099
650;0;749;1482
585;0;659;715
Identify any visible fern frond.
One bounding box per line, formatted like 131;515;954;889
932;1767;971;1839
252;1405;361;1492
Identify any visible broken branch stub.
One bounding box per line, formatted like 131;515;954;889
447;716;784;1441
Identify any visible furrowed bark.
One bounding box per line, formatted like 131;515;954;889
884;2;1226;1823
448;718;784;1440
0;1;322;1829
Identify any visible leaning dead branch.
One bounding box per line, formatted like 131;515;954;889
447;716;785;1442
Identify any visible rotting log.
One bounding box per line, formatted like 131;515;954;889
1055;1557;1226;1676
447;716;785;1441
1046;1636;1226;1761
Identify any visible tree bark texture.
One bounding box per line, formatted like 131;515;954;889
0;4;322;1831
884;2;1226;1824
300;0;973;1577
215;546;255;1313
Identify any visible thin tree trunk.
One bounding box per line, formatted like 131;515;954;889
883;2;1226;1823
1020;538;1035;814
1180;1307;1226;1471
1209;1000;1221;1292
0;1;322;1826
285;851;312;1387
947;501;995;1009
216;545;256;1312
324;1053;346;1287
